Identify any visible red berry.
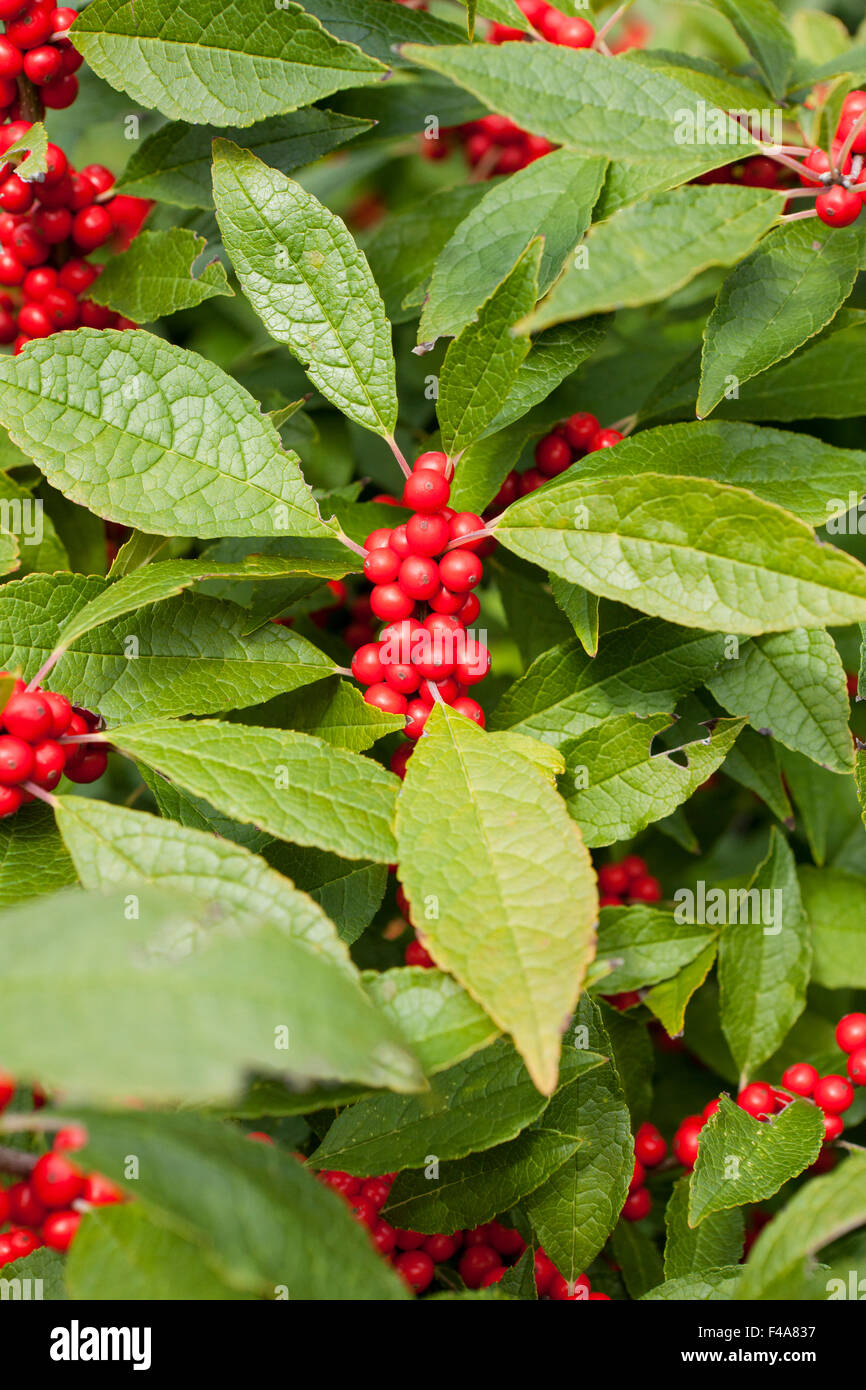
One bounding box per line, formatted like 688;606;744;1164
32;206;72;245
6;3;54;49
363;546;400;584
42;1210;81;1252
451;696;485;727
406;511;450;556
360;1177;391;1211
846;1045;866;1087
58;257;98;295
64;748;108;784
3;690;51;741
350;642;385;686
1;1227;40;1263
0;174;33;214
395;1249;434;1293
816;185;862;228
438;549;482;593
813;1074;855;1114
370;583;414;622
454;637;490;686
7;1179;46;1226
629;1158;646;1190
837;90;866;153
550;1271;591;1300
30;738;66;790
589;428;624;451
384;662;420;696
629;874;662;903
24;44;62;84
836;1013;866;1054
541;10;595;48
423;1231;461;1262
17;302;52;337
370;1218;396;1256
404;935;434;969
403;471;451;512
81;163;115;196
634;1121;666;1167
0;1069;15;1110
390;743;412;779
41;74;79;107
0;120;32;155
364;683;407;716
412;449;451;477
428;585;465;615
447;511;485;551
599;863;629;896
737;1082;774;1119
0;37;23;78
0;248;24;284
71;204;114;251
320;1169;359;1198
486;1220;524;1256
621;854;647;879
53;1124;88;1153
393;1227;426;1250
781;1062;818;1096
535;432;572;477
398;554;440;601
31;1151;84;1208
823;1112;844;1142
0;784;22;816
42;286;78;328
458;1243;500;1289
40;142;67;186
799;144;852;186
81;1173;123;1205
534;1248;556;1295
0;734;33;785
702;1099;721;1121
22;264;56;299
404;699;430;740
49;7;77;32
78;299;113;329
42;690;71;738
673;1117;703;1168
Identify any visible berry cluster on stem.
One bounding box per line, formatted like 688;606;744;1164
0;672;107;816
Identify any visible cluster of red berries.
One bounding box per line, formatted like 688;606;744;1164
314;1162;608;1297
699;91;866;228
0;4;152;352
0;3;80;117
0;1076;123;1266
0;128;151;349
0;673;107;816
350;451;491;772
485;412;624;513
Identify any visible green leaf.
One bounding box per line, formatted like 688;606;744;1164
0;466;68;578
88;229;233;323
0;885;422;1101
665;1175;744;1279
496;473;866;635
798;865;866;989
395;705;598;1094
717;830;810;1082
707;629;853;774
266;844;386;947
438;239;541;456
0;575;338;722
486;320;608;437
723;724;793;823
117;108;372;208
520;187;780;332
448;415;540;515
71;0;387;126
643;1268;742;1300
525;998;633;1281
301;0;467;64
561;714;745;847
0;331;337;541
596;906;716;993
402;42;750;160
568;421;866;529
699;223;864;418
54;796;354;976
644;940;718;1037
109;718;399;863
490;619;727;749
0;1247;67;1299
549;576;599;656
711;0;795;99
712;318;866;421
610;1220;665;1300
419;149;607;344
738;1153;866;1300
382;1046;604;1234
49;554;352;652
75;1109;408;1300
363;967;500;1074
689;1096;825;1226
309;1038;552;1176
244;677;403;752
0;803;76;911
363;182;489;324
65;1203;253;1300
213;140;398;439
